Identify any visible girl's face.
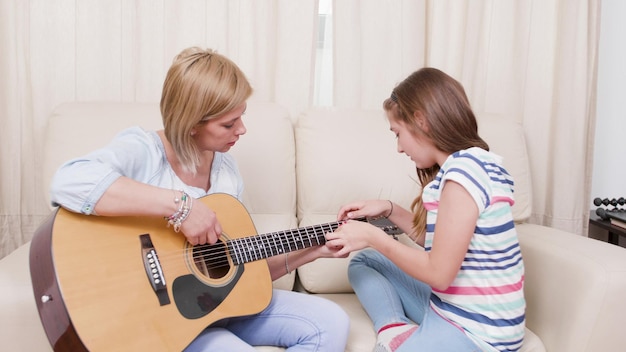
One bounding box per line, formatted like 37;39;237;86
192;103;247;153
387;111;441;169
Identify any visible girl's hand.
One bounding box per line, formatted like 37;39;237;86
310;241;349;259
336;199;393;221
325;220;385;256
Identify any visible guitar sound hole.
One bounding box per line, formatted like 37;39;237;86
192;241;231;279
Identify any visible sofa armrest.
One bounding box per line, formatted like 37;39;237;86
517;223;626;352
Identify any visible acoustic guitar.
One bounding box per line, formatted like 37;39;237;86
29;193;400;351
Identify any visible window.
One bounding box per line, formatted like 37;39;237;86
314;0;333;106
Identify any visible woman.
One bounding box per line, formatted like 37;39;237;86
326;68;525;352
50;47;349;352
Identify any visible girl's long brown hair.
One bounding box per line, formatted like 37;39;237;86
383;68;489;241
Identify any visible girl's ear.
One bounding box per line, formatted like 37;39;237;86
190;129;197;136
413;111;428;132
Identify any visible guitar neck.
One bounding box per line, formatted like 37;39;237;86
226;220;342;265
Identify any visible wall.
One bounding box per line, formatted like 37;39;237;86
592;0;626;200
590;0;626;246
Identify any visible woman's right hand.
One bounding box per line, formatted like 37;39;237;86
179;198;222;245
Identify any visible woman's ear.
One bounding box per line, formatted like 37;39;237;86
190;129;197;136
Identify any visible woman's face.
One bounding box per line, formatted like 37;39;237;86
387;111;440;169
192;103;247;153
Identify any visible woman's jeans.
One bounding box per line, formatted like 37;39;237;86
348;249;482;352
185;288;349;352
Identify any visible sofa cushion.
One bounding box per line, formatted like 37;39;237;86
0;243;51;352
317;293;376;352
517;223;626;352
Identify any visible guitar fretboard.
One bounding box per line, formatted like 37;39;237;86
227;221;341;265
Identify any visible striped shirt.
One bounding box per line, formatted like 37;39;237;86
421;147;525;352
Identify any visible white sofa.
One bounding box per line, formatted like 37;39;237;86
2;100;626;351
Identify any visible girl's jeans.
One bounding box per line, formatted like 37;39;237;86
348;249;482;352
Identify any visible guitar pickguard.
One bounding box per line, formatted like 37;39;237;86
172;265;244;319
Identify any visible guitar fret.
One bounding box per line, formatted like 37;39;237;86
272;232;283;256
236;238;247;263
312;225;322;245
284;230;294;252
252;236;261;261
276;231;285;253
293;229;302;250
256;235;268;260
237;239;247;263
226;242;236;265
245;237;254;262
229;240;241;265
245;237;256;262
319;224;326;243
259;234;270;259
311;225;320;245
303;225;318;247
298;227;309;249
321;223;330;244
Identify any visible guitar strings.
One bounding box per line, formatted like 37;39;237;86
142;220;342;274
158;217;397;271
180;221;341;269
176;217;398;271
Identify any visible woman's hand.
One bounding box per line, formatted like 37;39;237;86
336;199;393;221
179;198;222;245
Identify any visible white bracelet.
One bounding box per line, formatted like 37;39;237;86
285;253;291;274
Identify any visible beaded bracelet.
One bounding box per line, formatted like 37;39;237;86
165;190;193;232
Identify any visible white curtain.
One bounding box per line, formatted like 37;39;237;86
332;0;600;235
0;0;602;259
0;0;318;259
0;0;37;257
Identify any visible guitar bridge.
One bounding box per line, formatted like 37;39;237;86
140;234;170;306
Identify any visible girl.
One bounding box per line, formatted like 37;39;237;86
326;67;525;352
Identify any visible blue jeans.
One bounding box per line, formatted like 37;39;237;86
349;249;482;352
184;289;349;352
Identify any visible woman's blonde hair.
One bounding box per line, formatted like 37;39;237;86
160;47;253;173
383;67;488;241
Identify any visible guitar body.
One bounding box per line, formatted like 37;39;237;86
30;193;273;352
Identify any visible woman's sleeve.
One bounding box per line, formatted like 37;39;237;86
49;127;161;214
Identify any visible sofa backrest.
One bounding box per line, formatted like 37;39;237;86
43;102;163;210
43;102;533;295
477;113;532;222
